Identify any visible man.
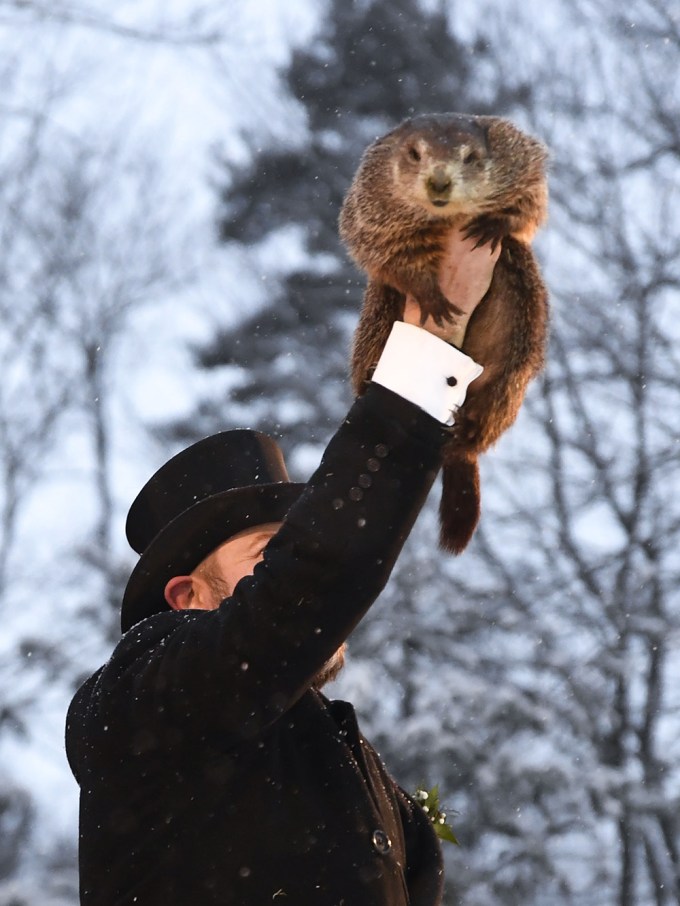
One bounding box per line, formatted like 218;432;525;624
66;229;499;904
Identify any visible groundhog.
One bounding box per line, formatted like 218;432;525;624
339;113;549;553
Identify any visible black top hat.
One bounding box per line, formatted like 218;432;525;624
121;430;305;632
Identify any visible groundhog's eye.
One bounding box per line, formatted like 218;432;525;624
408;146;421;163
463;150;480;165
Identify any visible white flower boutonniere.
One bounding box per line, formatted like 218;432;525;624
414;785;459;846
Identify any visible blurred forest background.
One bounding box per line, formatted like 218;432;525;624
0;0;678;903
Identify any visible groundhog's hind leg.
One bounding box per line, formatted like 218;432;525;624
351;281;404;396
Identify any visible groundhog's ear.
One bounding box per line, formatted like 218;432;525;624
385;119;410;144
377;130;396;147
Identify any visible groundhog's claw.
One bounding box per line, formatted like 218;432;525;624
463;216;508;252
421;288;464;326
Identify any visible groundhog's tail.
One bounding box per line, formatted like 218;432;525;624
439;456;481;553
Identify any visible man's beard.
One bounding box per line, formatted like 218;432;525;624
312;644;347;690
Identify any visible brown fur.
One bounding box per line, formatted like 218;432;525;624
339;113;549;553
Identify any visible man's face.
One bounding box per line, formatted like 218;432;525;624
192;521;346;687
166;521;346;688
195;522;283;607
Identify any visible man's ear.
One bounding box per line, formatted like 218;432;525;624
164;575;196;611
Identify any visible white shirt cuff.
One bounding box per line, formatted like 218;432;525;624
371;321;483;426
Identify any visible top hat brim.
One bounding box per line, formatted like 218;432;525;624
121;481;305;633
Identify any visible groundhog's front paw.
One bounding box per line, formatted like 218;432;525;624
418;287;464;325
463;216;508;252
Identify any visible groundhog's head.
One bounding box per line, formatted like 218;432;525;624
366;113;547;218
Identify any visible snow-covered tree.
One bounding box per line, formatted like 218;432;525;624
411;1;680;903
0;9;220;900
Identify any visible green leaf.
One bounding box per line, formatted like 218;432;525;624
434;823;460;846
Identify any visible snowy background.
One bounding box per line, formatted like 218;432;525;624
0;0;678;904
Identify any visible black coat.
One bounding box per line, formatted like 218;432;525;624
66;385;448;905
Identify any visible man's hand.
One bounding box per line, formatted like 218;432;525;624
403;228;501;347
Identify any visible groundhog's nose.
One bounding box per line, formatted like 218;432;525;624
426;168;452;201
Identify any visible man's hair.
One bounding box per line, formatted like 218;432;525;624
312;646;346;689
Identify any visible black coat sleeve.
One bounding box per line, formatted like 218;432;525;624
94;384;447;744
